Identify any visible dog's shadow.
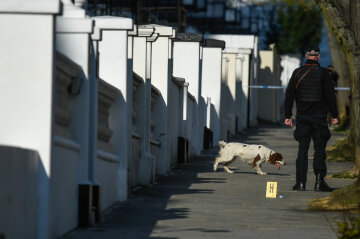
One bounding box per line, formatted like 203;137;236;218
230;171;291;177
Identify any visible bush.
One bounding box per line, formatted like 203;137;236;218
336;212;360;239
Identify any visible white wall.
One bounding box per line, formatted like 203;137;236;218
133;37;147;80
98;28;130;203
151;37;170;99
249;36;259;127
99;30;129;92
132;35;154;185
53;16;93;237
186;94;195;157
240;54;250;130
0;13;56;239
173;42;201;155
169;80;181;166
209;34;255;51
51;143;79;238
56;31;90;184
151;36;170;175
0;147;40;239
208;34;258;130
258;48;282;123
173;42;201;100
0;13;54;179
280;54;301;88
220;53;236;140
201;47;222;145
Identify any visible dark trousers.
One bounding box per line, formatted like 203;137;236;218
294;114;331;184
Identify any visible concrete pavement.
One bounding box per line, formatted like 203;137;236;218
62;124;355;239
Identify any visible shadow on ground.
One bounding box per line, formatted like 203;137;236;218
63;155;225;239
63;122;349;239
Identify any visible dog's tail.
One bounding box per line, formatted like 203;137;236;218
218;140;227;149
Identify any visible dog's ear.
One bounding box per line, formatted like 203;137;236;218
269;153;282;164
269;154;276;164
269;153;283;164
276;153;283;161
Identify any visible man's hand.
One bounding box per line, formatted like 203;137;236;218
332;118;339;125
284;118;293;127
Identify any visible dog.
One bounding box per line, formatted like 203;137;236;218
213;141;286;175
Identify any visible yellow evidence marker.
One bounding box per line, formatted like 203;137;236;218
266;182;278;198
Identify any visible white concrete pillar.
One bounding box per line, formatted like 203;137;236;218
133;26;153;151
53;1;94;235
241;52;251;128
0;1;60;238
200;39;224;147
235;54;245;132
147;24;174;175
145;40;152;153
88;26;101;185
206;97;211;129
207;34;258;131
127;26;140;188
182;82;190;138
169;76;185;166
173;33;203;156
126;25;137;188
92;16;133;202
132;25;156;185
55;0;93;184
249;36;259;126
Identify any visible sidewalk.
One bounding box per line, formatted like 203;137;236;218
63;124;355;239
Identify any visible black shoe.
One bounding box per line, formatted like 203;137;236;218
293;182;306;191
314;175;334;192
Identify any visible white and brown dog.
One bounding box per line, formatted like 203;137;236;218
213;141;286;175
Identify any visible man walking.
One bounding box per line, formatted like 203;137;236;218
327;65;339;89
284;46;339;192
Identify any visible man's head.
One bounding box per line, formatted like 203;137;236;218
305;46;320;61
328;65;334;71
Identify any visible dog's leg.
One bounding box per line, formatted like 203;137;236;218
213;157;220;172
255;168;267;175
223;165;234;174
254;162;267;175
223;158;235;174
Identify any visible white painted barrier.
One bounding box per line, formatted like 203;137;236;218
0;3;272;237
258;44;282;123
53;2;93;235
173;33;203;157
93;16;133;206
52;52;84;236
148;24;175;176
200;39;225;148
131;25;156;185
209;34;259;134
0;1;59;238
169;76;186;166
0;147;41;239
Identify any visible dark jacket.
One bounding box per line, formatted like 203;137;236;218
285;59;338;119
329;70;339;88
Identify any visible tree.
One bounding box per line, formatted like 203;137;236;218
315;0;360;180
324;20;351;126
267;0;322;55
